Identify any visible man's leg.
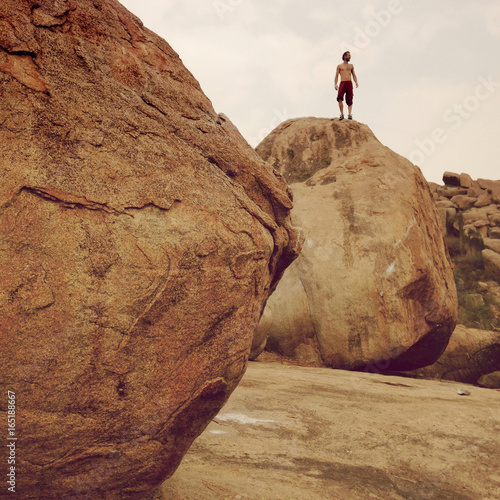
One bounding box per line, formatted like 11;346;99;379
347;86;353;119
337;83;345;119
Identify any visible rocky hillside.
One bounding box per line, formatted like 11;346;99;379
0;1;300;498
430;171;500;330
251;117;457;371
408;172;500;387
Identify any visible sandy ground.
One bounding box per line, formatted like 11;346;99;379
147;361;500;500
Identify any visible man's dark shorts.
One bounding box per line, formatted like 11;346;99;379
337;81;353;106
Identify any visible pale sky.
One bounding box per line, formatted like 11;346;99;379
118;0;500;184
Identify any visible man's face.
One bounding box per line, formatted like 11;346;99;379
345;52;351;62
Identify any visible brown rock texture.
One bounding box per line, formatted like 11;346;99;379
431;172;500;244
0;1;300;498
483;249;500;280
478;370;500;388
252;117;457;371
149;362;500;500
408;325;500;385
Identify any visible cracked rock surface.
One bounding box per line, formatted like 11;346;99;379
252;118;457;371
0;1;301;498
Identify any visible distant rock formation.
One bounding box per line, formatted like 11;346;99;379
430;171;500;281
0;1;300;498
251;117;457;371
410;173;500;387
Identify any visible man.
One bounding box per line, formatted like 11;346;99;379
335;51;358;121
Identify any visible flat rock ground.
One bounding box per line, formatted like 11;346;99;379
148;361;500;500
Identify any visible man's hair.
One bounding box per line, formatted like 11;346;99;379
342;51;350;61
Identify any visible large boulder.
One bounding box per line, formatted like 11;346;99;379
252;117;457;371
407;325;500;385
0;1;300;498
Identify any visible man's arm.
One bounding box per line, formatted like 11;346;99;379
334;65;340;90
351;66;358;87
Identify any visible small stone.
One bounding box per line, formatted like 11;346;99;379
477;371;500;389
467;186;483;198
458;388;471;396
437;186;466;198
435;199;456;209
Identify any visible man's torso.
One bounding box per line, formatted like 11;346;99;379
338;63;353;81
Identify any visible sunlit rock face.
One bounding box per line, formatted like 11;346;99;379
252;117;457;371
0;1;301;498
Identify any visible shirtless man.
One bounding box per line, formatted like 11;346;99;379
335;51;358;121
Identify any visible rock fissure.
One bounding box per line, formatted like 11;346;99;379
124;200;180;213
22;186;132;217
0;48;49;93
1;46;36;56
121;268;172;342
33;16;68;29
140;94;167;116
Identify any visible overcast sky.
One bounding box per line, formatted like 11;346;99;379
119;0;499;184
